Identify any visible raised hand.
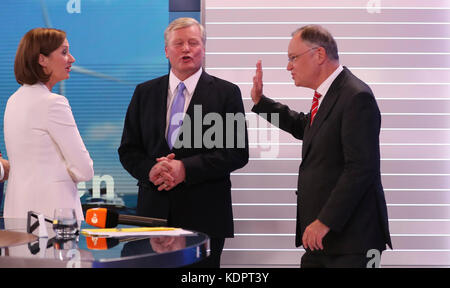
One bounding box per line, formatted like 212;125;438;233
251;60;263;104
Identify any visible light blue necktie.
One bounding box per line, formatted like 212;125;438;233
167;82;186;149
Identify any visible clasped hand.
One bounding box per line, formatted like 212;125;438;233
149;153;186;191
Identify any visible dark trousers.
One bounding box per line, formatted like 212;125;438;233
301;250;375;268
187;237;225;268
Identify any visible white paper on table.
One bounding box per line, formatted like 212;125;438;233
81;227;195;238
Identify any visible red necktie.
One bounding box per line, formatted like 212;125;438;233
310;91;322;126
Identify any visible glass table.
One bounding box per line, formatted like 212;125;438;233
0;217;209;268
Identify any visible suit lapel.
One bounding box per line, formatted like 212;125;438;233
185;71;213;116
302;68;348;161
158;75;170;148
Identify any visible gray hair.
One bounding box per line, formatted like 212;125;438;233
292;25;339;61
164;17;206;46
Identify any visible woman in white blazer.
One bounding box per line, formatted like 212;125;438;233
3;28;94;220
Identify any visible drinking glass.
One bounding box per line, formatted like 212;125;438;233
53;208;78;238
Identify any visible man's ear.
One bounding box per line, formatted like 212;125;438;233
316;47;327;65
38;54;48;67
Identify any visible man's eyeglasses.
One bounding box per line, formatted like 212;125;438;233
287;47;319;64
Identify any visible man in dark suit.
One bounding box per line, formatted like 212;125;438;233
118;17;249;268
251;25;392;267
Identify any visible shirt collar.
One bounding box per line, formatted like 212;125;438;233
169;67;203;96
316;65;343;97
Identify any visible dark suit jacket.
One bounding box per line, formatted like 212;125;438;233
252;67;392;254
118;71;249;238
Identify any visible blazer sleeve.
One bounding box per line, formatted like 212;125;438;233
318;91;382;232
118;85;156;182
47;95;94;183
251;95;308;140
0;157;4;181
181;84;249;185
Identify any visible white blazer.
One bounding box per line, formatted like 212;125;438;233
3;83;94;220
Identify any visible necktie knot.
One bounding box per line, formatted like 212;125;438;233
177;82;186;94
310;91;321;126
314;91;321;100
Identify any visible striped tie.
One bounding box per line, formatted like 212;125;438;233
310;91;322;126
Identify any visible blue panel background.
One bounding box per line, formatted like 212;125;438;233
169;12;201;23
0;0;200;215
0;0;171;214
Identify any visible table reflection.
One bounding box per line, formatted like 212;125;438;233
1;217;208;268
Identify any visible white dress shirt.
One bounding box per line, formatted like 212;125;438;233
316;65;344;109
